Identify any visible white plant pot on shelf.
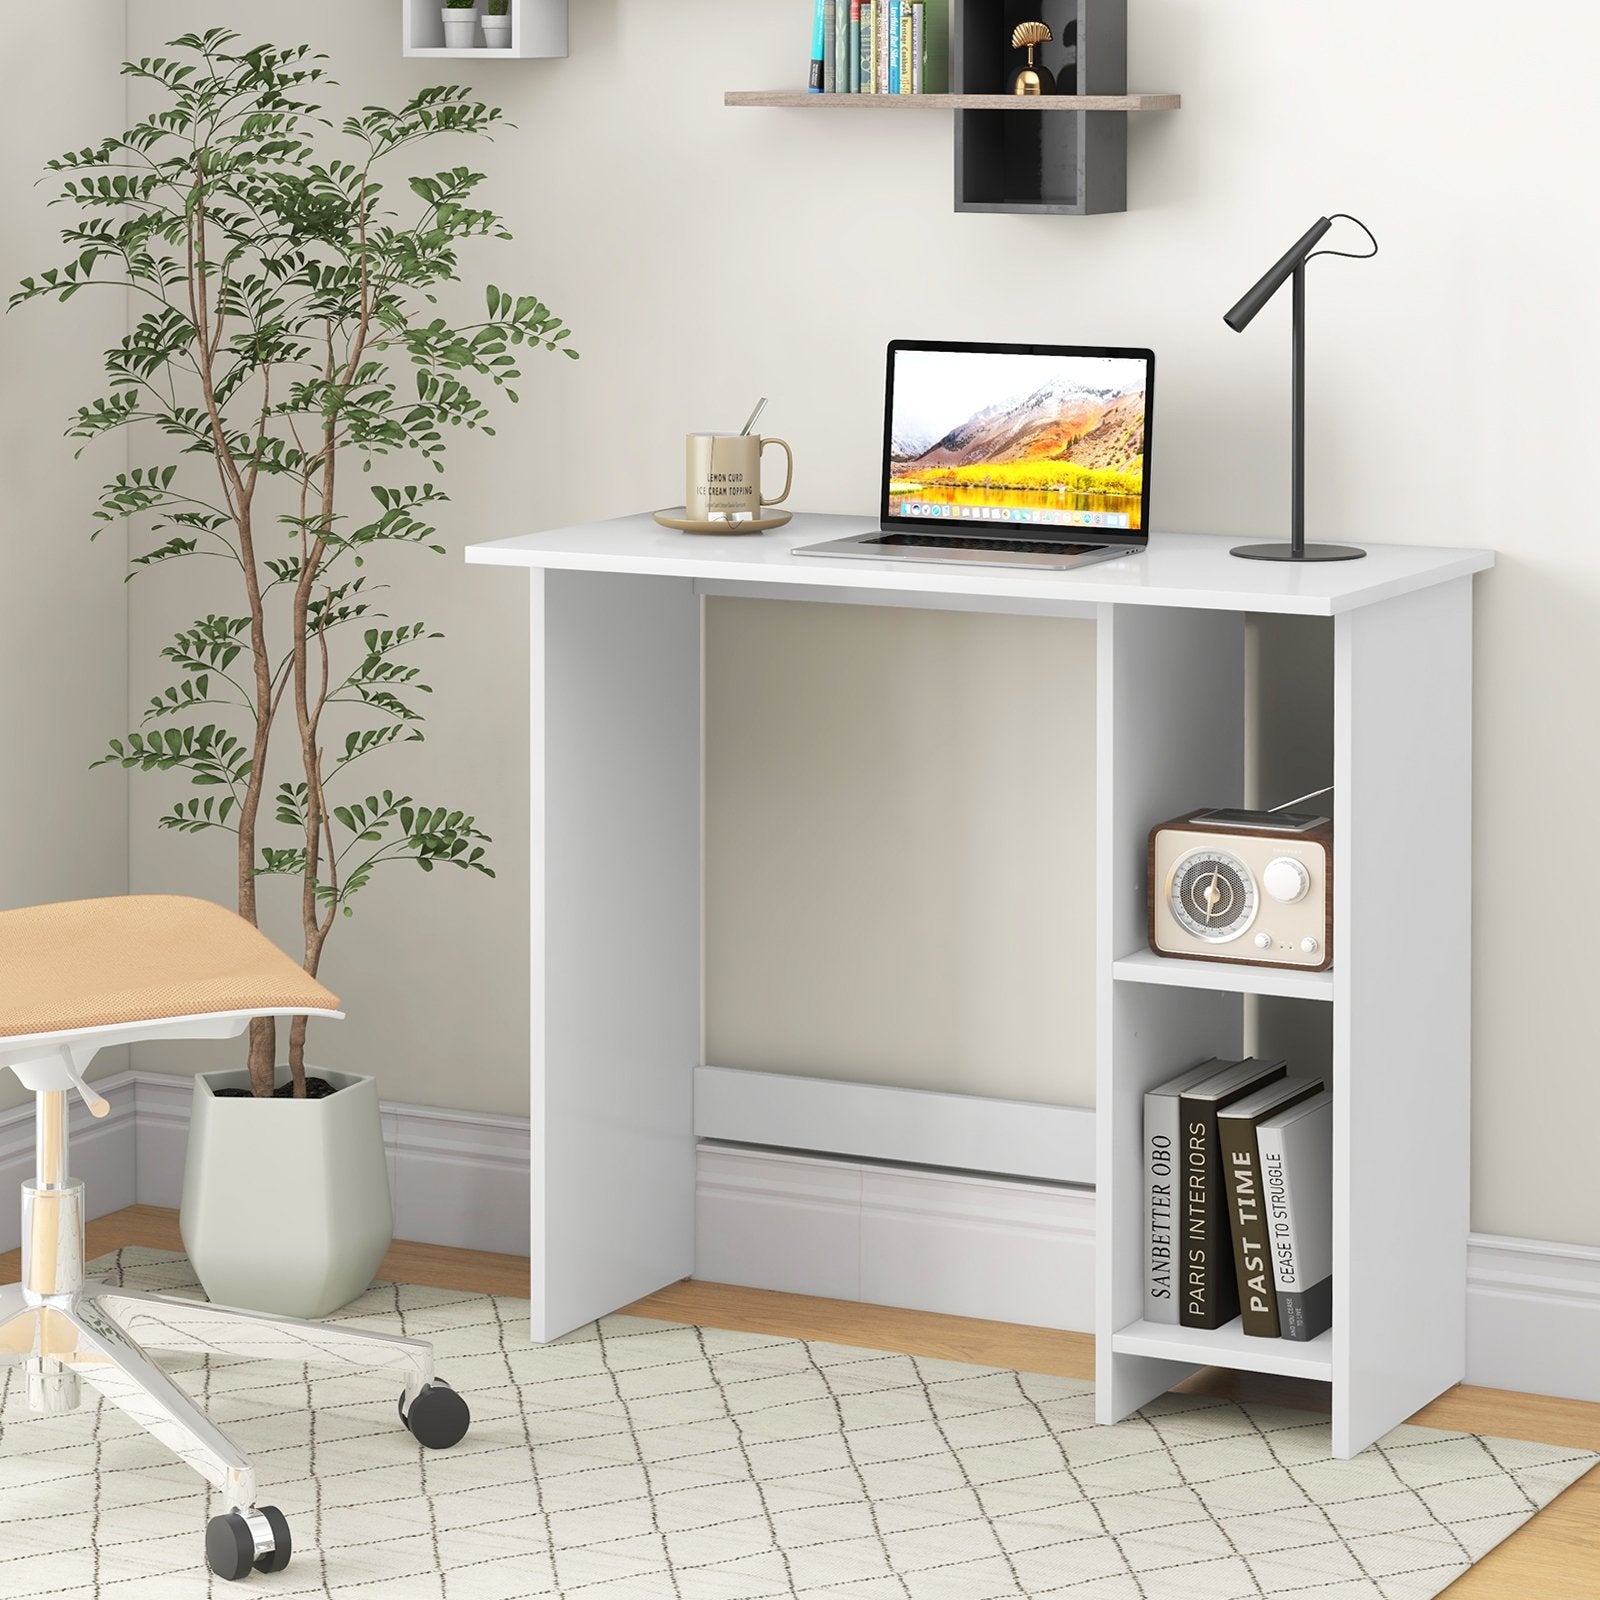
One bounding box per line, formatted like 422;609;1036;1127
441;6;481;48
482;12;513;48
179;1067;393;1321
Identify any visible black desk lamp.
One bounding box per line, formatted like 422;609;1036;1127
1226;213;1379;562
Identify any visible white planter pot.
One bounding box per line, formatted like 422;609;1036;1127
482;13;513;48
441;6;481;48
179;1067;393;1320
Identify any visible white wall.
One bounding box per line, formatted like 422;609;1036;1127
706;598;1097;1106
0;10;131;1112
111;1;1600;1247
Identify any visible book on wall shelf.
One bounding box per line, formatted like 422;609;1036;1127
807;0;948;94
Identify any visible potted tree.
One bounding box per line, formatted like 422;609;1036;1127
12;30;575;1319
482;0;513;50
443;0;481;48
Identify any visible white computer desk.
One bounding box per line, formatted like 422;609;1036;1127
467;511;1493;1458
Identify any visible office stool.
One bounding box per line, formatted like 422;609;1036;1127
0;895;470;1582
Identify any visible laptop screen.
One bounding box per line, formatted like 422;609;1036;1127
881;341;1154;543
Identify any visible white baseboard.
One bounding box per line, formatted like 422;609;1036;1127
696;1142;1097;1331
4;1088;1596;1406
1466;1233;1600;1405
0;1071;532;1259
695;1144;1600;1405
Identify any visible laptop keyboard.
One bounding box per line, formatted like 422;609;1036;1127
871;533;1100;557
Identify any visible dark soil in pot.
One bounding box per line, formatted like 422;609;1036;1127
212;1077;342;1100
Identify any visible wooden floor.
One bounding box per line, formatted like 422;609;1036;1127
24;1208;1599;1597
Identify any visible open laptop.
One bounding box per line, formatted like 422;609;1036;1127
795;339;1154;571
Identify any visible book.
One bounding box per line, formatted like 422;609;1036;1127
823;0;837;91
849;1;861;92
835;0;850;92
809;0;826;92
921;0;949;93
1144;1058;1237;1325
881;1;893;92
1178;1057;1287;1329
865;1;876;92
912;1;924;93
887;0;901;93
1257;1088;1334;1342
900;6;914;93
1217;1076;1325;1338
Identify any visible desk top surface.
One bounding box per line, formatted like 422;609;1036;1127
466;513;1493;617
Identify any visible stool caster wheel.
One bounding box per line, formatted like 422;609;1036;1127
206;1505;291;1581
399;1378;471;1449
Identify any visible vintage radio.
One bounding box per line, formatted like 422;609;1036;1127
1148;808;1333;971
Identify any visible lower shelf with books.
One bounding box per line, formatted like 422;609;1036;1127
1111;1316;1334;1383
1142;1055;1335;1349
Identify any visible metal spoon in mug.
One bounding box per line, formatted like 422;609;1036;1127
739;397;769;438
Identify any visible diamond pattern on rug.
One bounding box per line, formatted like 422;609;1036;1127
0;1250;1588;1599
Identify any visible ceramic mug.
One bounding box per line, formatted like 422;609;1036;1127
685;433;794;523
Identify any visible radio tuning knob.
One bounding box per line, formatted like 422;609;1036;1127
1301;936;1321;955
1263;857;1311;904
1254;932;1273;950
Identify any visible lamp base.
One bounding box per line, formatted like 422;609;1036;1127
1230;541;1366;562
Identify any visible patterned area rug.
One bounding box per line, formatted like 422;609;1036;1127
0;1250;1590;1600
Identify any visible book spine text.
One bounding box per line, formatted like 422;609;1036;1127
1143;1091;1181;1324
1219;1113;1280;1337
1259;1104;1334;1342
1179;1094;1241;1329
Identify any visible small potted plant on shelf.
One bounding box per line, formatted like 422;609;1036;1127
13;29;576;1320
482;0;513;50
443;0;481;49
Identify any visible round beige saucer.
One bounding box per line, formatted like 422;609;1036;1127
653;507;793;536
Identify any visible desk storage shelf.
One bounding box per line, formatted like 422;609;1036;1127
465;514;1492;1459
1112;948;1335;1002
728;0;1178;214
1112;1316;1336;1383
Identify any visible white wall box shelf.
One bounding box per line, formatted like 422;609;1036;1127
728;0;1179;215
467;512;1493;1459
402;0;567;59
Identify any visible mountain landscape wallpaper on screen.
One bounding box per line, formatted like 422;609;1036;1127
890;365;1147;528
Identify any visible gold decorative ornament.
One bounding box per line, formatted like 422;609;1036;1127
1009;21;1056;96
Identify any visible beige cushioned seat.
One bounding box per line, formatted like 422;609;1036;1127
0;896;339;1040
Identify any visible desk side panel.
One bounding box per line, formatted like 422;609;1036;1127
532;569;700;1340
1096;604;1246;1421
1332;577;1472;1454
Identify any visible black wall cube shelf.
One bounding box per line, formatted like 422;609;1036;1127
726;0;1174;217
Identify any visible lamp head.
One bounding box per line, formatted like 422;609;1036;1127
1224;216;1334;332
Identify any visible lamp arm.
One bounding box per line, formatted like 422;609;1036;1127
1223;216;1333;332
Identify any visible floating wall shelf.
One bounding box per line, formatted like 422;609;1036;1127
725;92;1180;113
729;0;1175;215
402;0;567;59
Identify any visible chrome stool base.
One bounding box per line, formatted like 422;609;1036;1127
0;1087;470;1582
